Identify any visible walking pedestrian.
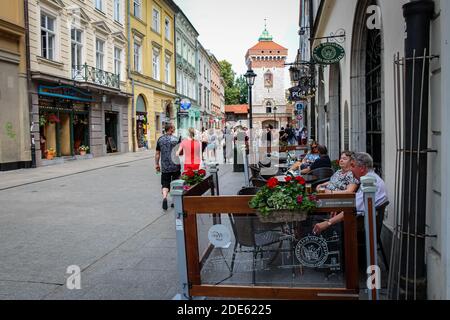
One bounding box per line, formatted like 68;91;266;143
155;123;181;211
207;128;217;161
177;127;202;171
201;128;208;161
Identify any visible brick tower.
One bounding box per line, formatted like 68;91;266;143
245;25;289;130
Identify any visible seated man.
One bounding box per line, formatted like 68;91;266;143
298;145;331;175
312;152;388;235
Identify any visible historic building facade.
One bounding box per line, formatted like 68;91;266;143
209;53;225;129
245;27;290;130
306;0;450;299
27;0;130;166
175;8;199;134
197;42;212;130
0;0;31;171
128;0;177;150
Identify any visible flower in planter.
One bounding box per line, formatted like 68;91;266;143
249;176;319;217
78;145;90;152
182;169;206;187
48;114;60;124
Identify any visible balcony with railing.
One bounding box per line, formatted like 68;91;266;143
72;64;120;90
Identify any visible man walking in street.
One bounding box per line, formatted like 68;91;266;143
155;123;181;211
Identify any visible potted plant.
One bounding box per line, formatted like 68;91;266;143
249;176;319;223
48;114;60;124
39;115;47;127
78;145;89;156
46;148;56;160
181;169;207;191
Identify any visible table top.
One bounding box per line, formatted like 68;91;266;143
274;164;290;168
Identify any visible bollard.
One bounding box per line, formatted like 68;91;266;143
207;162;220;196
170;180;191;300
242;145;250;187
361;175;379;300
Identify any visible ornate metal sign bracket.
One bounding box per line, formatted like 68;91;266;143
310;29;346;44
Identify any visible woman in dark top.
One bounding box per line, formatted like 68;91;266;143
301;145;331;175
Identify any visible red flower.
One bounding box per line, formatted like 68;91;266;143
285;176;293;183
198;169;207;177
308;195;318;202
295;176;306;185
267;177;279;189
297;196;304;204
185;170;195;178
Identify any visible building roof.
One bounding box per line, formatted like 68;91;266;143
225;105;248;114
248;41;288;51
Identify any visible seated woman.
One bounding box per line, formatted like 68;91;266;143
290;145;331;175
316;151;359;194
289;142;319;172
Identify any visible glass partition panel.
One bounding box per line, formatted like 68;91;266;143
198;213;346;288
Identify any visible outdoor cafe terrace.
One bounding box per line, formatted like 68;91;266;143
170;146;388;300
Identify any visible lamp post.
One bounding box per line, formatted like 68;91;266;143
244;69;257;129
274;106;278;129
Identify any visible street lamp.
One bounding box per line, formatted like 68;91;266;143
244;69;257;129
273;106;278;129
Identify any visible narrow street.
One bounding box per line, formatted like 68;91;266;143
0;152;179;299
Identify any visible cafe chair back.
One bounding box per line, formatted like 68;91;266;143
310;167;335;189
224;188;287;284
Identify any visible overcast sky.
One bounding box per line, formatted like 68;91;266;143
175;0;300;87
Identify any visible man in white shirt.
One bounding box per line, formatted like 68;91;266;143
313;152;388;234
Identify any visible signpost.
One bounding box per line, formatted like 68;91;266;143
313;42;345;65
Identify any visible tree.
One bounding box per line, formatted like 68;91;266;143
219;60;248;105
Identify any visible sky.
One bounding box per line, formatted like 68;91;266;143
175;0;300;87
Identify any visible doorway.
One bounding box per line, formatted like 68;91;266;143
105;112;118;153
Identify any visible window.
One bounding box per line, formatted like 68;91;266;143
114;0;121;22
165;18;170;40
95;0;103;11
96;39;104;70
187;49;191;64
165;55;170;84
199;59;201;75
114;47;122;76
41;13;55;60
71;28;83;69
152;49;160;80
152;8;160;33
183;43;187;59
199;84;202;105
176;36;181;54
133;0;141;19
134;42;141;72
177;70;181;92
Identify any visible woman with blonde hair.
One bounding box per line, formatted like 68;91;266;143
177;128;202;171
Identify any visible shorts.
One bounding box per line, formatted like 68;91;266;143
161;171;181;189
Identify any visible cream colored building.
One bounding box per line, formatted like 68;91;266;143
308;0;449;299
0;0;31;171
28;0;130;166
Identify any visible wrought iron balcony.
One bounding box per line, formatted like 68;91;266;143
72;64;120;90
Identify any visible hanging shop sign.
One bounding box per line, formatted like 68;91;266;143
289;86;306;102
38;85;93;102
180;99;192;111
313;42;345;65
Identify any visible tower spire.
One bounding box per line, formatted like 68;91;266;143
259;19;273;41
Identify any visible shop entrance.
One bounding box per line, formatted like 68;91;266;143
105;112;118;153
136;112;148;149
39;102;90;159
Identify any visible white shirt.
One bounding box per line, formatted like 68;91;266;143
356;171;388;215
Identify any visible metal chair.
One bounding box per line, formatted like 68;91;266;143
251;178;267;188
225;188;287;284
310;167;335;189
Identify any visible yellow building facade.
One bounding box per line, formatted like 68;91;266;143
0;0;31;171
128;0;177;150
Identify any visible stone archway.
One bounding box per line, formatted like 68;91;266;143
350;0;384;175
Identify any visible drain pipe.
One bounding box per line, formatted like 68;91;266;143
127;0;136;152
400;0;434;300
24;0;36;168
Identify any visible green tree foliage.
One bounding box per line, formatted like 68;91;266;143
219;60;248;105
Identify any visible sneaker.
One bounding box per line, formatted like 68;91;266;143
162;198;168;211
